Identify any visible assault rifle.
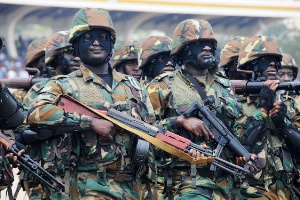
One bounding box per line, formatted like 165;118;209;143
0;77;49;89
180;101;256;172
231;80;300;96
0;131;64;192
56;95;251;176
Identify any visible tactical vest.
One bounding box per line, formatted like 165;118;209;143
68;70;145;172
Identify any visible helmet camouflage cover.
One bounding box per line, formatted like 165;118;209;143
219;36;248;68
281;53;297;69
138;36;172;69
25;37;48;67
171;19;217;56
45;31;72;65
69;8;116;44
238;35;282;69
111;40;139;68
281;53;298;78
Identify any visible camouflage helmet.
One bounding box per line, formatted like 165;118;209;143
219;36;248;68
69;8;116;44
138;36;172;69
111;40;139;68
45;31;72;65
281;53;297;69
171;19;217;56
238;36;282;69
25;37;48;67
281;53;298;79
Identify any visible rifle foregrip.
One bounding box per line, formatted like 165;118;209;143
156;132;190;151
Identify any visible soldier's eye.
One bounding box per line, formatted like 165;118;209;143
157;55;166;62
100;34;107;40
84;34;91;41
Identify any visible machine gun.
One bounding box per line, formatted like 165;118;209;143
231;80;300;96
179;101;256;172
55;95;252;176
0;131;64;192
0;77;49;90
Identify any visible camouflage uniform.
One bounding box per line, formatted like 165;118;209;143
112;40;139;69
235;36;300;200
145;19;242;200
138;36;173;84
27;8;155;200
22;31;74;200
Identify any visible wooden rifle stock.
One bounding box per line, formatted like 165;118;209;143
57;95;254;176
0;77;49;89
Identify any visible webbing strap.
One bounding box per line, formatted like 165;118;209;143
56;95;215;165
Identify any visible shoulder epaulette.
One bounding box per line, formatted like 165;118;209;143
214;75;231;87
153;71;174;82
51;75;69;80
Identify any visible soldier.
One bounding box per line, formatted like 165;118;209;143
145;19;248;199
18;30;81;200
111;40;142;80
276;53;298;82
26;8;157;199
13;37;50;105
138;36;175;83
234;36;300;199
219;36;249;80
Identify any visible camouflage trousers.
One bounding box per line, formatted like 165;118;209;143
71;171;142;200
233;180;296;200
27;175;67;200
143;168;233;200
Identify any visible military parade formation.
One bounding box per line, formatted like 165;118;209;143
0;7;300;200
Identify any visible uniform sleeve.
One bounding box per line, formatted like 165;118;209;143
27;79;93;131
147;81;178;131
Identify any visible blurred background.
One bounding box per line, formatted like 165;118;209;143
0;0;299;79
0;0;299;198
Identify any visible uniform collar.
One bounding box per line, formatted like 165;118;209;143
79;64;126;91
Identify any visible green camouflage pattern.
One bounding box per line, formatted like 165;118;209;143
146;68;242;199
234;95;299;199
45;31;72;65
219;36;248;68
171;19;217;56
69;8;116;44
27;64;155;199
238;36;282;69
13;89;27;105
281;53;297;69
25;37;48;67
111;40;139;69
138;36;172;69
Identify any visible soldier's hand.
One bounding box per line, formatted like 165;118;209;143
260;80;280;113
6;148;25;168
188;144;208;158
177;116;214;141
91;118;116;142
270;102;287;128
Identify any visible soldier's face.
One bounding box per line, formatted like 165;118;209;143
277;68;294;82
78;32;110;66
123;60;142;80
259;56;281;80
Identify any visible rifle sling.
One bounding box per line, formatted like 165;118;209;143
182;70;231;128
182;70;209;103
57;95;215;165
